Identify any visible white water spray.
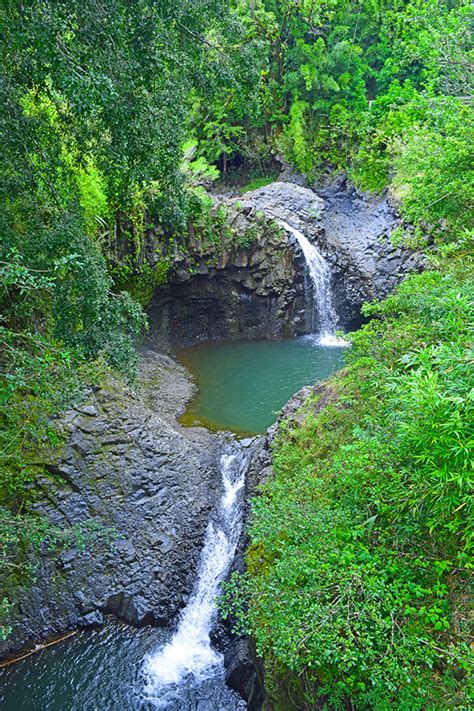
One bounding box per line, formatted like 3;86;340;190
280;220;348;347
143;446;247;706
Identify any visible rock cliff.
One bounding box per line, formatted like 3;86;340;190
1;353;225;658
148;181;421;349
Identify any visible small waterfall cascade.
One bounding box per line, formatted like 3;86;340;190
279;220;348;346
143;442;249;709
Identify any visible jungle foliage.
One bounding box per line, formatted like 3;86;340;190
0;0;230;629
0;0;472;698
192;0;473;195
212;4;474;706
222;264;473;709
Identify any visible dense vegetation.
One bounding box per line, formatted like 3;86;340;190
0;0;232;637
207;2;472;707
1;0;472;702
223;264;473;708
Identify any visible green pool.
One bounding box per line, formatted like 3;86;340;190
178;336;346;436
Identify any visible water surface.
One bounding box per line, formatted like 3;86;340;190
0;445;250;711
178;337;346;435
1;623;158;711
0;620;245;711
1;339;346;709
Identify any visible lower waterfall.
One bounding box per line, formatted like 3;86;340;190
142;442;249;709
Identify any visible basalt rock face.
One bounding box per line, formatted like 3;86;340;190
148;180;421;348
148;208;308;350
1;353;224;658
318;179;423;328
231;180;422;331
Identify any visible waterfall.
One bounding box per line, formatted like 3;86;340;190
142;443;248;709
279;220;348;347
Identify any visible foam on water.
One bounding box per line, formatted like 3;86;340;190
303;333;350;348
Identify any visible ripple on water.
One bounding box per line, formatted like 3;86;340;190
1;622;245;710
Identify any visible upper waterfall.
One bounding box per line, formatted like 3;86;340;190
279;220;348;347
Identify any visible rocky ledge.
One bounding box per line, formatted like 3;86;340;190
1;352;226;658
232;180;423;329
148;202;308;349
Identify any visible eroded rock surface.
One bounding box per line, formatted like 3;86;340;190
148;205;308;349
319;180;422;326
232;180;423;329
1;352;225;658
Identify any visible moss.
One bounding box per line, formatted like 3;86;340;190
236;224;259;250
240;176;276;193
112;260;170;306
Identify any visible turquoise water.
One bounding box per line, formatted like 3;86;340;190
1;338;346;709
178;337;346;435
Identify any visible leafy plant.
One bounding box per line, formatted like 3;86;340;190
222;270;474;709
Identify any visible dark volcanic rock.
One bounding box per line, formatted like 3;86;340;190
148;206;308;349
1;352;225;658
232;181;423;331
148;181;422;350
224;639;264;711
319;181;423;328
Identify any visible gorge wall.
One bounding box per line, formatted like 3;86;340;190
2;180;421;701
1;354;226;657
147;180;422;350
147;207;308;348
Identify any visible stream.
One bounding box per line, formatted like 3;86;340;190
1;207;349;710
142;443;249;709
1;446;250;711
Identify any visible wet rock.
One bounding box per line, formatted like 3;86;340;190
148;189;309;349
225;639;265;711
78;610;104;628
148;181;422;350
